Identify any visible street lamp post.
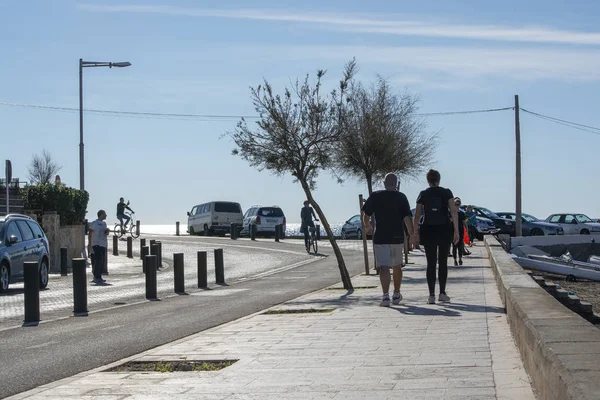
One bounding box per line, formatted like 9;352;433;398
79;59;131;191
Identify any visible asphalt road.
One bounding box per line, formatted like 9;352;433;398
0;236;366;399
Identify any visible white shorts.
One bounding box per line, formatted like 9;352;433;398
373;244;404;268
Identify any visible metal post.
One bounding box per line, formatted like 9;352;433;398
515;95;523;237
60;247;68;276
141;245;149;273
230;223;236;240
79;58;85;191
176;221;180;236
359;194;369;275
275;225;280;242
140;238;146;260
145;255;157;300
197;251;207;288
404;238;409;265
127;236;133;258
23;261;40;324
72;258;88;315
250;224;256;241
112;235;118;256
157;241;162;269
136;220;140;237
214;248;225;285
174;253;185;293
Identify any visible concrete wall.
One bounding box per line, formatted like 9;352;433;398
42;212;84;272
486;236;600;400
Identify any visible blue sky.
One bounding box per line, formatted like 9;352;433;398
2;0;600;224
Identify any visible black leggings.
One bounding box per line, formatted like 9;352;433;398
452;236;464;260
424;241;450;296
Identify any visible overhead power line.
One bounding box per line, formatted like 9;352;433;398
0;100;512;121
520;108;600;136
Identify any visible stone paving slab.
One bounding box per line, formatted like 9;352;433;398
7;246;537;399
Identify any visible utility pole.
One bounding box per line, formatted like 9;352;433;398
515;95;522;237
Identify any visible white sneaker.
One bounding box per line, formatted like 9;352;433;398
392;292;402;305
380;296;390;307
438;293;451;302
427;295;436;304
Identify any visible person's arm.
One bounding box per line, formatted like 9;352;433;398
361;197;373;235
403;215;414;248
448;199;459;244
362;213;372;235
413;204;423;245
87;226;93;258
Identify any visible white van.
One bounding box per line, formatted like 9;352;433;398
187;201;243;236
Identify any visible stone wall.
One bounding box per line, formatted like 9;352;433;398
42;212;84;272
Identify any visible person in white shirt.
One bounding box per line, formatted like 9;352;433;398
88;210;109;284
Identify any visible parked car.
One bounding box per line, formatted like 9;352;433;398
496;212;564;236
240;205;286;237
464;205;515;236
341;215;362;239
458;208;498;240
0;214;50;293
187;201;243;236
545;213;600;235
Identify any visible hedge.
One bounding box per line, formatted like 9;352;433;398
21;184;89;226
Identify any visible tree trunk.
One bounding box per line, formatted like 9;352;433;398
299;179;353;290
366;174;373;196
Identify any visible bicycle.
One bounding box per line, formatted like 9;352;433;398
113;210;139;239
305;220;319;254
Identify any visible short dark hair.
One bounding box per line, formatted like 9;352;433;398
426;169;441;184
97;210;106;218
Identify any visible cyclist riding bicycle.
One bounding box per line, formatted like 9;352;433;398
300;200;318;252
116;197;135;233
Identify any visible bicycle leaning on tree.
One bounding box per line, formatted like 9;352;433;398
113;210;139;239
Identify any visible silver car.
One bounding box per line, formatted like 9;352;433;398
0;214;50;293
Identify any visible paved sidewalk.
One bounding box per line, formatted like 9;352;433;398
8;246;536;399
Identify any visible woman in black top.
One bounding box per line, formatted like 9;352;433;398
452;197;466;266
413;169;460;304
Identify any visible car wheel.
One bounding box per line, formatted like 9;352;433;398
189;227;195;235
0;263;9;293
204;224;212;237
531;228;544;236
39;258;49;289
356;228;362;239
341;229;347;240
581;229;590;235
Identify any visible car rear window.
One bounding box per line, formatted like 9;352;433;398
258;207;284;217
17;220;35;241
214;202;241;213
27;220;45;238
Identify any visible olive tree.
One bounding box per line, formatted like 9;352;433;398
337;77;436;195
229;60;356;290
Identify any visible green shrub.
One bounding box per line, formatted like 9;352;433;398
21;184;89;226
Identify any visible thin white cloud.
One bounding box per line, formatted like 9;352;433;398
77;4;600;46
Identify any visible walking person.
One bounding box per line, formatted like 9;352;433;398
465;206;478;246
87;210;110;284
362;173;414;307
413;169;459;304
452;197;466;266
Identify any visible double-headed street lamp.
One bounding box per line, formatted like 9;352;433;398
79;59;131;191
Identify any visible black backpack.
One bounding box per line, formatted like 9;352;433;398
423;189;449;226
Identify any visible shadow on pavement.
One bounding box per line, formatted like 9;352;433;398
393;304;461;317
441;302;505;314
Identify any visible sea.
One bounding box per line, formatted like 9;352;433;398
140;223;344;237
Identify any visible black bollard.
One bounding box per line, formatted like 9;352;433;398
174;253;185;293
275;225;280;242
215;248;225;285
316;224;321;241
150;242;159;270
60;247;68;276
141;245;150;273
230;223;236;240
197;251;207;288
127;236;133;258
113;235;118;256
176;221;180;236
250;224;256;241
136;220;140;237
23;261;40;324
72;258;88;316
145;255;157;300
157;241;162;269
140;238;146;260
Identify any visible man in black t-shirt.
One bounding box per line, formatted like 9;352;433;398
362;173;414;307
